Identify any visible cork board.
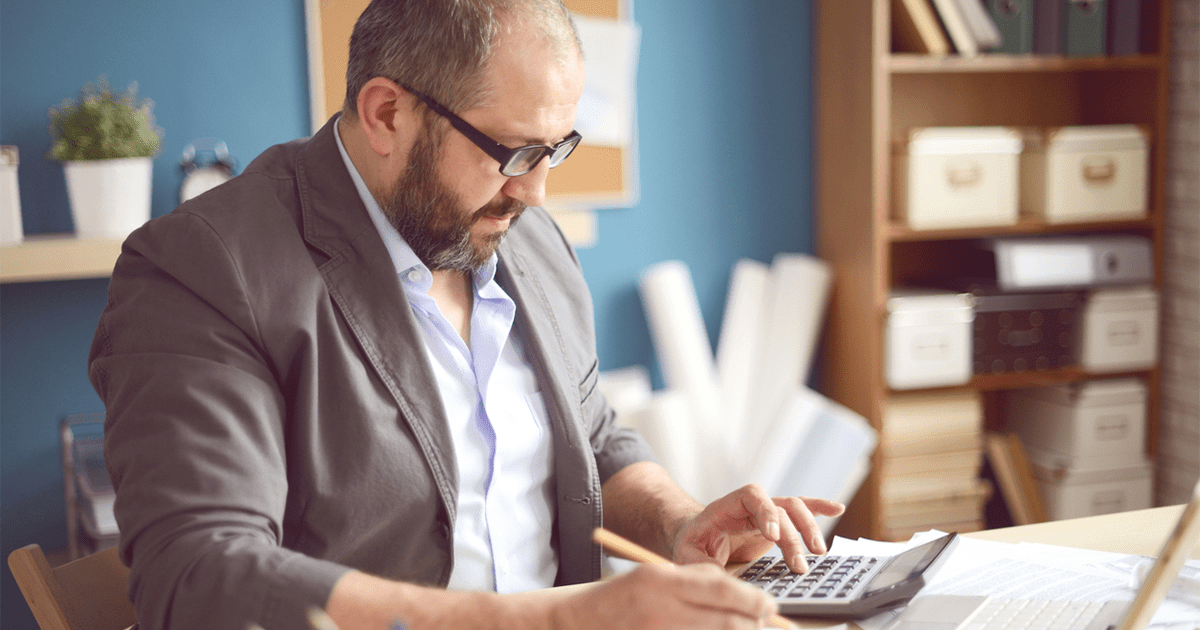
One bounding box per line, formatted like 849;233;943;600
305;0;636;208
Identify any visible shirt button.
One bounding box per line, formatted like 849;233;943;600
406;269;421;282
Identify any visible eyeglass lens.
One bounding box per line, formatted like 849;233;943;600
503;135;581;177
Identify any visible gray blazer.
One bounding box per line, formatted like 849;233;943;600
89;117;656;630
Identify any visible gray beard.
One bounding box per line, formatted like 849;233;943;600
379;130;524;272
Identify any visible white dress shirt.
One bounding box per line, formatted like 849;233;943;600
334;120;558;592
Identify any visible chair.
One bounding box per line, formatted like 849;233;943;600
8;543;136;630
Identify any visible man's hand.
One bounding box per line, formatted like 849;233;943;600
553;563;780;630
672;484;845;574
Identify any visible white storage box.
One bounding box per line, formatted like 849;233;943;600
1029;454;1153;521
1020;125;1149;224
885;290;974;390
1079;285;1159;372
0;146;21;245
893;127;1023;230
1006;378;1146;469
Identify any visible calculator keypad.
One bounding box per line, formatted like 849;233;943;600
738;555;878;600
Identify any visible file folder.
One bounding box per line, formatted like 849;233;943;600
1064;0;1108;56
988;0;1034;53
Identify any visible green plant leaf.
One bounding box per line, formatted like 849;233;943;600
47;76;163;161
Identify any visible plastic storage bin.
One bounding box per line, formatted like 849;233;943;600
1020;125;1149;224
893;127;1023;230
885;290;974;390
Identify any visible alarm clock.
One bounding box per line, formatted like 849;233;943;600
179;138;236;203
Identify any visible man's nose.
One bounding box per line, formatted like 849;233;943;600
500;156;551;208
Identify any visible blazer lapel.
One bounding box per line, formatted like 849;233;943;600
294;117;459;522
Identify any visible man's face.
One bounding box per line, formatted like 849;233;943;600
379;125;524;272
379;19;586;272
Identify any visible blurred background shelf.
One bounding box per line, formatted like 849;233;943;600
0;235;122;283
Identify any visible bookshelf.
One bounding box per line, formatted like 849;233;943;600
815;0;1172;540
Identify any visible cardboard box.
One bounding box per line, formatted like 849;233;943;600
1078;285;1159;372
893;127;1023;230
1020;125;1149;224
1030;454;1152;520
1006;378;1147;469
886;290;974;390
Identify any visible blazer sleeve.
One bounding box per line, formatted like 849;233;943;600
89;210;348;630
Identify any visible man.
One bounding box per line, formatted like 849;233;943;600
89;1;844;628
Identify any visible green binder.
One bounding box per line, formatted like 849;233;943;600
988;0;1033;53
1063;0;1108;56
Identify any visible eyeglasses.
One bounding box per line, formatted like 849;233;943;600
402;84;582;177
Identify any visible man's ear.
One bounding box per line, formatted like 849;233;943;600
354;77;418;157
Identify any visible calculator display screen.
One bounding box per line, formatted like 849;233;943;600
862;535;953;596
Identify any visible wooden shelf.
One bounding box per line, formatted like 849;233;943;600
890;367;1153;395
888;216;1156;242
889;53;1166;74
0;235;123;283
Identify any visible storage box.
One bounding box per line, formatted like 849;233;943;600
1079;285;1159;372
886;290;974;390
1006;378;1147;469
893;127;1023;230
0;146;21;246
1020;125;1149;224
970;289;1082;375
1029;454;1152;520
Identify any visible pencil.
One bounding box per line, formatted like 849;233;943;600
592;527;796;629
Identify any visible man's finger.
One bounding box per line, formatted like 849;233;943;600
737;484;781;542
777;497;829;555
772;505;810;573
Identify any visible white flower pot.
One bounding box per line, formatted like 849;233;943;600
63;157;153;239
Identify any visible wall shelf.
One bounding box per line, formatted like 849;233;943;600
0;235;123;283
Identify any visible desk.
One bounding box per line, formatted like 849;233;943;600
787;505;1195;629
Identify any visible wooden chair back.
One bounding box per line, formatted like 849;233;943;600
8;543;136;630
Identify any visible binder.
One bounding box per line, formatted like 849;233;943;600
1063;0;1108;56
987;0;1034;53
892;0;953;55
931;0;980;55
1107;0;1141;55
954;0;1002;50
1033;0;1064;53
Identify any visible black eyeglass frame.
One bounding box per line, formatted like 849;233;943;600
402;84;582;177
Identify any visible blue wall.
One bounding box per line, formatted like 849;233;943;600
0;1;814;627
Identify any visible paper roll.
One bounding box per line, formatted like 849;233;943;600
715;259;770;467
638;260;730;500
620;391;705;499
744;254;832;459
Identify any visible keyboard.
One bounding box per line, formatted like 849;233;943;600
955;597;1108;630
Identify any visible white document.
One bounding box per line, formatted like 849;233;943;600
829;533;1200;630
572;15;640;148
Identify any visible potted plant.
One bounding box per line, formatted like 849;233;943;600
48;77;163;239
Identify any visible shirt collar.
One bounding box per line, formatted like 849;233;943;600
332;115;499;291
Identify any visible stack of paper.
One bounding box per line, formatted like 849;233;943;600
877;391;991;540
629;255;876;523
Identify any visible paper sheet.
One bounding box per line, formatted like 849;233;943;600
823;533;1200;630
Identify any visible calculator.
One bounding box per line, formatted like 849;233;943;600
733;532;960;619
